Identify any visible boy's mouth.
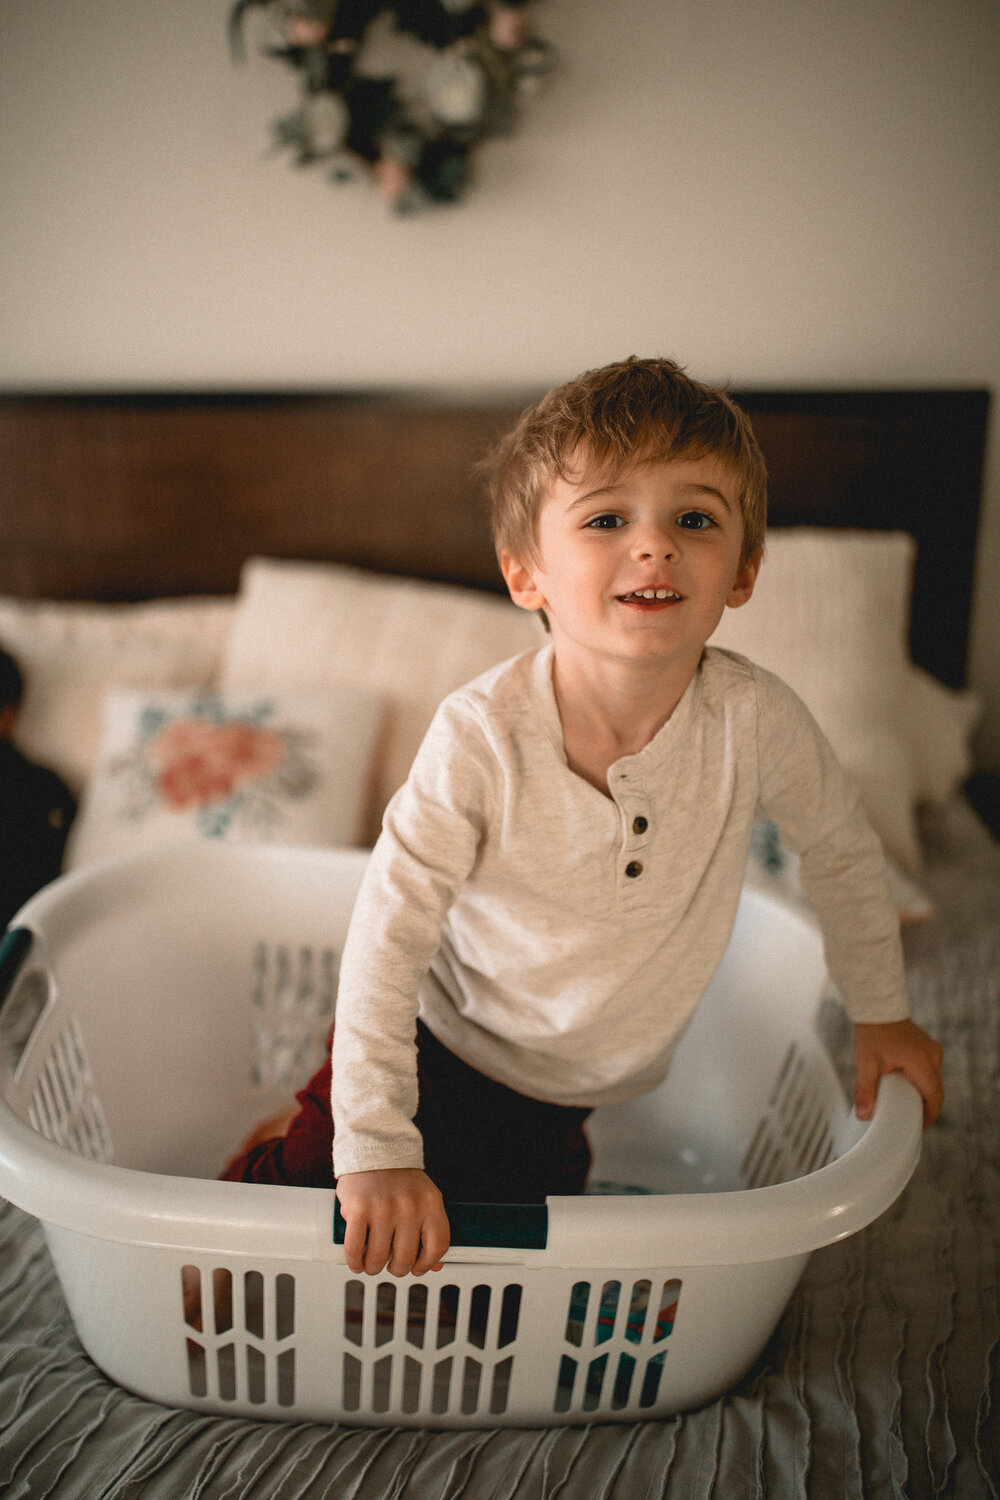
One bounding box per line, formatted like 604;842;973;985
617;589;683;605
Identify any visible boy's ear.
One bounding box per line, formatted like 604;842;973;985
726;547;763;610
500;549;548;614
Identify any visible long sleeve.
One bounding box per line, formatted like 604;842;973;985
754;667;910;1024
330;698;496;1176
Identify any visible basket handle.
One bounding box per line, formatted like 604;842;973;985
333;1197;548;1251
0;928;32;1013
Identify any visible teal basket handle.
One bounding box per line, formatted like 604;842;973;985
333;1198;548;1251
0;929;32;1014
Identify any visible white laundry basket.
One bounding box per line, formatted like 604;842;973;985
0;845;921;1428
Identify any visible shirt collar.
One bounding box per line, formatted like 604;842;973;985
529;642;704;771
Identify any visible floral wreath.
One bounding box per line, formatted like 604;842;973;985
228;1;553;213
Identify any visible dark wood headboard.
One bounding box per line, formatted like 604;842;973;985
0;388;988;687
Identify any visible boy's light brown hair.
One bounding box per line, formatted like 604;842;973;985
479;356;767;568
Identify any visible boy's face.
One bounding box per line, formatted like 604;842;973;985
501;453;761;674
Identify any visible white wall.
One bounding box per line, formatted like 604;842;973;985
1;0;998;764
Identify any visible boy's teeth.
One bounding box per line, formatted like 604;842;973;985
628;589;679;600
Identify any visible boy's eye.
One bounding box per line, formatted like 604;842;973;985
677;510;717;531
585;513;625;530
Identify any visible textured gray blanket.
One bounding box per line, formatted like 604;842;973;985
1;801;997;1499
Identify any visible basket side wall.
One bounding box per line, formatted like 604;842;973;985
44;1222;809;1427
589;892;835;1192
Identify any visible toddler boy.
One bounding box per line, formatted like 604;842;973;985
228;357;944;1278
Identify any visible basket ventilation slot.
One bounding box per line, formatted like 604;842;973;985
555;1277;681;1414
341;1279;522;1417
182;1266;297;1408
741;1041;835;1188
250;942;338;1090
27;1019;111;1162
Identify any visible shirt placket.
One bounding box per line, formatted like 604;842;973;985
608;761;653;898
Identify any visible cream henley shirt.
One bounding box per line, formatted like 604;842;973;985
331;645;910;1177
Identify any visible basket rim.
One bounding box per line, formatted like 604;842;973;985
0;853;921;1268
0;1074;921;1266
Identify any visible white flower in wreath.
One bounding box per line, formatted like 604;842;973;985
284;12;329;47
302;91;350;155
424;49;487;129
489;5;531;52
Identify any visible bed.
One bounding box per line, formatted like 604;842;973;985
0;387;996;1499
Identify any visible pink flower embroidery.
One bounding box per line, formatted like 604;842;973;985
146;718;286;813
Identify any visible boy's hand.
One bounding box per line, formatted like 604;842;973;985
335;1168;450;1277
854;1018;944;1129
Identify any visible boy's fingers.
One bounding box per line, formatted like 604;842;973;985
921;1044;945;1125
854;1051;879;1121
909;1058;944;1128
412;1212;450;1277
343;1215;370;1274
362;1218;396;1275
343;1199;394;1274
337;1172;450;1276
854;1020;944;1131
387;1223;421;1278
855;1047;945;1130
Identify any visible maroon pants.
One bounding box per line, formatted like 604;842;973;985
223;1020;592;1204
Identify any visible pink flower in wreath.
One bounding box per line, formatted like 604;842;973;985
147;718;286;812
490;5;531;52
285;13;328;47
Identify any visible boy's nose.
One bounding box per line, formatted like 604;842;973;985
632;524;675;561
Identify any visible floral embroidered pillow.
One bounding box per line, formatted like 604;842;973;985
65;687;384;869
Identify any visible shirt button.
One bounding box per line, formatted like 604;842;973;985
625;861;643;879
632;815;648;835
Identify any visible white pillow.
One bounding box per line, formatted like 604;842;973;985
222;559;544;841
0;597;236;795
710;530;922;872
905;666;979;806
64;685;383;870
